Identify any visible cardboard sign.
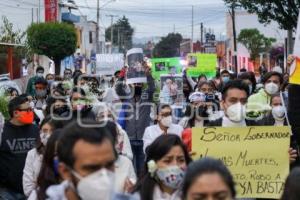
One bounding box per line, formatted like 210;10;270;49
96;54;124;76
192;126;291;199
150;57;182;80
186;53;217;78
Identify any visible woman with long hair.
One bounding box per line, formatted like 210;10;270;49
133;134;192;200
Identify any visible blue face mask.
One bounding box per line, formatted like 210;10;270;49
222;77;230;83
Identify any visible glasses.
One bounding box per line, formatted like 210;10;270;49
17;108;33;112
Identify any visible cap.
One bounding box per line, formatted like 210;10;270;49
189;92;206;103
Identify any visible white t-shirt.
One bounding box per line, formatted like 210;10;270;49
143;124;183;153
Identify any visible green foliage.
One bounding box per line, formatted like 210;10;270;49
237;28;276;61
105;16;134;52
224;0;299;30
153;33;183;58
27;22;77;74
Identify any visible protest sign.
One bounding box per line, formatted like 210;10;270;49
186;53;217;78
192;126;290;199
150;57;182;80
160;75;184;108
126;48;146;84
95;54;124;76
290;10;300;85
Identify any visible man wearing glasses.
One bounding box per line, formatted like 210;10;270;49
0;94;39;199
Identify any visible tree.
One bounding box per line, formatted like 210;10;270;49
27;22;77;75
0;16;25;44
153;33;183;58
105;16;134;52
237;28;276;64
224;0;299;54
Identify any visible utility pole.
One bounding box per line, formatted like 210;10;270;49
106;14;118;54
173;24;176;33
231;3;238;75
200;23;203;53
191;5;194;53
96;0;100;53
38;0;41;23
32;8;34;24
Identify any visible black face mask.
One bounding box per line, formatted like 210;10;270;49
54;105;69;116
195;106;208;118
183;90;190;98
134;86;143;96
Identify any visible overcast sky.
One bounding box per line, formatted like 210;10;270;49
0;0;227;41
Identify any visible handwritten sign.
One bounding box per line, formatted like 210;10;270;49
192;126;291;199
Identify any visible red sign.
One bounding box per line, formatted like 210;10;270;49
45;0;57;22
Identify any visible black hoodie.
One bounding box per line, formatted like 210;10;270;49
0;121;39;193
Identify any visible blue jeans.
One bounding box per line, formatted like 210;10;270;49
0;188;26;200
130;140;145;178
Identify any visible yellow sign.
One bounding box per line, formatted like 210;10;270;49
192;126;291;199
289;57;300;85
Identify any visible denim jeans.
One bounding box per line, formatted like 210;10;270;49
0;188;26;200
130;139;145;178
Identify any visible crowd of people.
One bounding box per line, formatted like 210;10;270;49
0;61;299;200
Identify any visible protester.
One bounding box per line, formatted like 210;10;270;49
281;167;300;200
105;121;136;193
36;129;63;200
260;94;288;126
208;80;257;126
26;66;44;96
182;157;236;200
238;72;257;95
133;134;192;200
63;69;72;81
6;87;19;101
0;95;39;199
45;96;70;118
47;120;131;200
179;92;209;129
143;104;183;152
33;77;48;110
23;117;62;199
70;87;95;121
116;66;155;176
218;69;232;92
96;104;133;160
247;71;283;118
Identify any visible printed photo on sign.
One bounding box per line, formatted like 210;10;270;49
155;62;166;71
188;55;197;68
126;48;146;84
160;75;183;108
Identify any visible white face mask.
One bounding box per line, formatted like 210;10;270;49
160;116;172;127
156;165;185;190
272;106;285;121
226;102;246;122
72;168;115;200
29;101;35;109
37;72;44;77
265;82;279;95
40;132;51;146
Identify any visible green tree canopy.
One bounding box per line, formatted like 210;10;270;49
153;33;183;58
224;0;299;30
27;22;77;75
105;16;134;53
237;28;276;61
